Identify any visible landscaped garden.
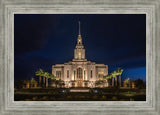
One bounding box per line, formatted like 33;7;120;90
14;87;146;101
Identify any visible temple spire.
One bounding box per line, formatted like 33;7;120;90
78;21;81;35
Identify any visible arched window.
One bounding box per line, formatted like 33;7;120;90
77;68;82;79
56;71;61;79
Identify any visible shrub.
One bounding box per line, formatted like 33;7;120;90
67;96;72;100
112;96;118;101
41;96;48;101
128;91;131;94
120;99;125;101
93;95;98;100
130;98;134;101
32;96;38;101
50;97;56;101
74;95;79;99
101;95;107;100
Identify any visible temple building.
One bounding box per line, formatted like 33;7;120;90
52;22;109;88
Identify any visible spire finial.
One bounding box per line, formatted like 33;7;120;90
78;21;81;35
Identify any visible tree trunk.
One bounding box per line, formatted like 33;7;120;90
115;76;117;86
119;75;121;87
112;77;114;87
39;76;41;87
46;77;48;88
43;77;45;88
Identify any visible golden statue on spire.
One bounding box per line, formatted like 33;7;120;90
78;21;81;35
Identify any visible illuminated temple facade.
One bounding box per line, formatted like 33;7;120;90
52;22;109;88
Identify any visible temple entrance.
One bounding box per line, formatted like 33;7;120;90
72;83;75;87
76;68;83;87
77;80;83;87
77;68;83;79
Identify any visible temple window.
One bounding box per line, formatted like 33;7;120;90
56;71;61;78
78;52;81;59
98;71;104;80
91;70;92;78
67;70;69;78
77;68;82;78
74;70;76;80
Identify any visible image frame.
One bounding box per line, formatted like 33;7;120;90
0;0;159;115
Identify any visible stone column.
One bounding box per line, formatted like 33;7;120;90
112;77;114;87
115;76;117;86
119;75;121;87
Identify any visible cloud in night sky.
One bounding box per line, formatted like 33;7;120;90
14;14;146;81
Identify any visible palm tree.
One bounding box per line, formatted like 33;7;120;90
123;78;130;87
108;71;116;87
50;74;56;80
116;68;123;74
31;78;37;87
103;74;112;80
95;80;105;87
112;71;118;86
35;69;44;87
52;79;64;88
103;74;112;87
115;68;123;87
124;78;129;84
43;72;50;88
49;74;55;87
110;68;123;87
103;68;123;87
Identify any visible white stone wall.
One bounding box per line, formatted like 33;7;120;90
64;65;72;81
74;48;85;59
52;61;108;87
52;65;64;80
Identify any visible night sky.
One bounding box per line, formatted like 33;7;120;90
14;14;146;81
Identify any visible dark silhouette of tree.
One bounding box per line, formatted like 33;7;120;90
35;69;44;87
134;79;145;89
14;79;24;89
